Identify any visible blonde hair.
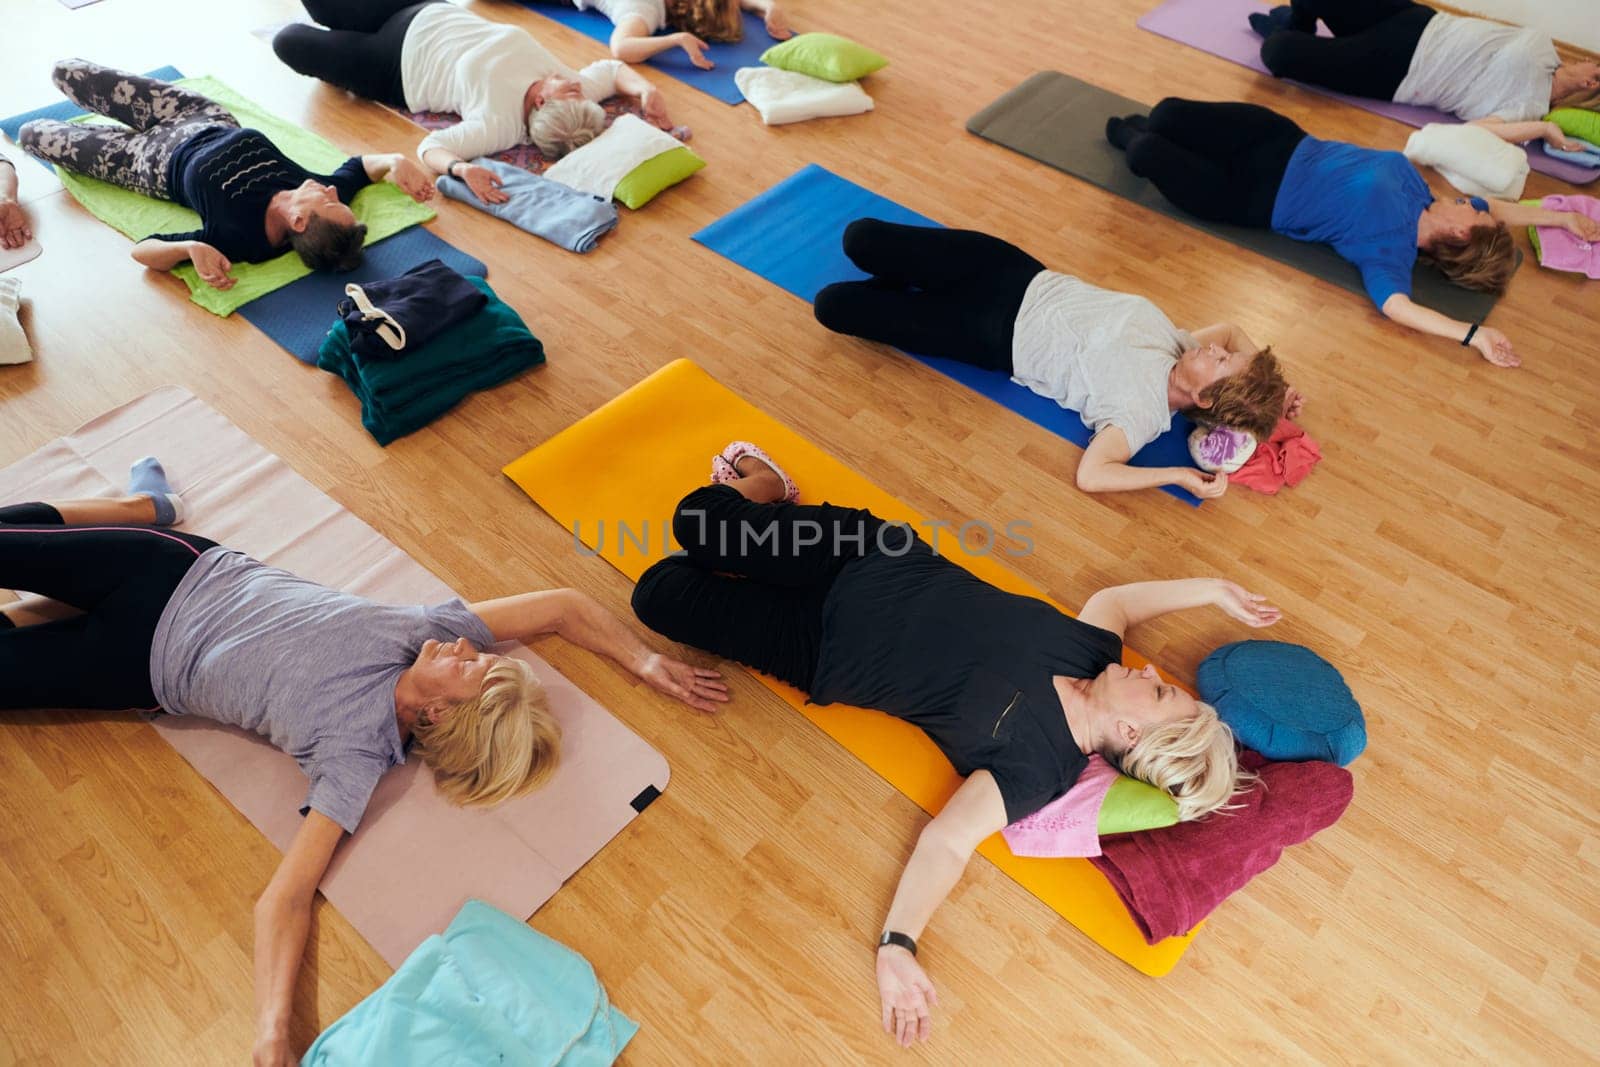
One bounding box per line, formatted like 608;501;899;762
411;657;560;807
665;0;743;41
1420;222;1517;295
1118;703;1257;822
529;99;606;160
1551;62;1600;111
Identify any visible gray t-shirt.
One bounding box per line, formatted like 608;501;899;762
1393;13;1558;122
148;548;496;833
1010;271;1192;453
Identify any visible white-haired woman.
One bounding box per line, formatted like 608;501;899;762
0;464;726;1067
630;445;1280;1048
273;0;677;204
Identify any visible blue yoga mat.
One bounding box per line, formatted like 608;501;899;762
1;66;186;163
514;3;771;105
692;164;1203;505
244;228;488;364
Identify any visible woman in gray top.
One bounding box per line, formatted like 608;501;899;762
0;466;726;1067
814;219;1299;499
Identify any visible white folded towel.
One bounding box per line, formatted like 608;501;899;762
0;277;31;366
734;67;874;126
1403;122;1529;201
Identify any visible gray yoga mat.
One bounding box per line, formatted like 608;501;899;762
966;72;1506;323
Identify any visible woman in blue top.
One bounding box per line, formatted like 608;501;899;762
1105;99;1600;368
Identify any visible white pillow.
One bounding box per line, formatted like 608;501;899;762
1403;123;1529;201
0;277;30;366
734;66;874;126
543;114;683;200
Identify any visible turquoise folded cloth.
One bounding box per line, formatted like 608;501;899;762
1543;137;1600;169
317;276;545;445
302;899;639;1066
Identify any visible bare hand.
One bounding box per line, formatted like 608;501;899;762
1212;579;1282;628
641;89;672;131
877;946;936;1048
462;164;509;205
1470;325;1519;368
1178;468;1228;499
638;653;729;712
389;156;436;203
1562;212;1600;243
764;4;793;39
675;31;713;69
251;1034;294;1067
189;242;235;290
1283;386;1305;421
1544;123;1584;153
0;199;30;250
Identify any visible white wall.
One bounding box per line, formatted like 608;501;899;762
1443;0;1599;53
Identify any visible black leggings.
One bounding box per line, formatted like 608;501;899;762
813;219;1045;373
631;486;903;691
1123;99;1308;228
1261;0;1436;100
272;0;438;108
0;504;217;711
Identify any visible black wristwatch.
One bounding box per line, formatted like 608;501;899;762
879;931;918;957
1461;322;1479;347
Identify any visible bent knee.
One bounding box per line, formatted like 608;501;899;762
631;560;681;631
1259;34;1296;76
813;282;855;332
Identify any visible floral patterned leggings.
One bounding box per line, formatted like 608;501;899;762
18;59;237;200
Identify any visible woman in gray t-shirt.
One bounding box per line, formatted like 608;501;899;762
0;476;726;1066
814;219;1297;499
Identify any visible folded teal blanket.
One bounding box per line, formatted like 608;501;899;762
318;276;544;444
302;899;638;1066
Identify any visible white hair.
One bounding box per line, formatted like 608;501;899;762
529;100;606;160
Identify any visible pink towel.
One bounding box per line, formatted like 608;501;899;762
1088;752;1354;944
1229;419;1321;496
1001;754;1119;858
1532;194;1600;279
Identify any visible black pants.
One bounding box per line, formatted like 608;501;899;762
813;218;1045;373
0;504;216;711
1124;99;1308;228
631;486;902;691
1262;0;1436;100
272;0;438;108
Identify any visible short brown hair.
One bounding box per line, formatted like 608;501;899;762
666;0;743;41
1421;223;1516;295
1192;348;1288;441
289;214;367;272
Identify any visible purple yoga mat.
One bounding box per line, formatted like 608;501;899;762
1136;0;1599;185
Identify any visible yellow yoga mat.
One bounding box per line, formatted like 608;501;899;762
503;359;1198;975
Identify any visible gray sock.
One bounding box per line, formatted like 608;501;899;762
128;456;184;526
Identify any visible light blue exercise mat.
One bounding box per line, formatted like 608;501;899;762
692;163;1205;505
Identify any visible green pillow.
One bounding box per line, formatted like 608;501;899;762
1097;774;1180;836
1544;108;1600;145
613;146;706;210
760;32;887;83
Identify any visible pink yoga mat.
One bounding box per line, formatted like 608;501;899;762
0;388;669;967
1136;0;1599;185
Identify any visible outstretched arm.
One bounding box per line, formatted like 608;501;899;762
874;770;1008;1048
1486;198;1600;240
1380;293;1518;367
612;64;674;129
131;237;236;290
469;589;728;711
359;152;435;203
1471;118;1585;151
610;16;712;68
1076;426;1227;499
1078;578;1280;639
253;811;344;1067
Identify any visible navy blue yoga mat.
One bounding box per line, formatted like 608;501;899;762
1;66;186;163
515;3;770;105
692;164;1203;505
243;228;488;364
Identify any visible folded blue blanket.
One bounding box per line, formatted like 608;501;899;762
1543;137;1600;169
438;158;619;252
303;899;638;1066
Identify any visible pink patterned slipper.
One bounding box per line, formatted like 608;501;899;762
710;453;739;485
717;441;800;503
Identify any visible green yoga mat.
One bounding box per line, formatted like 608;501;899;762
966;72;1507;324
57;76;435;316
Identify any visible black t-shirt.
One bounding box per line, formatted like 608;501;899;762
151;127;369;264
809;544;1123;823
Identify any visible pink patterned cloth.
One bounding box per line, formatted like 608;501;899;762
1000;754;1119;859
1230;419;1321;496
1532;194;1600;279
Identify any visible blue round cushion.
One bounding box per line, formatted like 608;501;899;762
1196;641;1365;765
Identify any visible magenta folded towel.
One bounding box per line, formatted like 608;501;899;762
1089;751;1353;944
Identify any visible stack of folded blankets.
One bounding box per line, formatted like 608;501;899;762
317;260;544;445
735;32;887;126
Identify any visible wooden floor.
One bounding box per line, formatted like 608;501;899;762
3;0;1598;1063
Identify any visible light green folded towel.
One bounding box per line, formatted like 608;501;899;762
58;75;434;316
